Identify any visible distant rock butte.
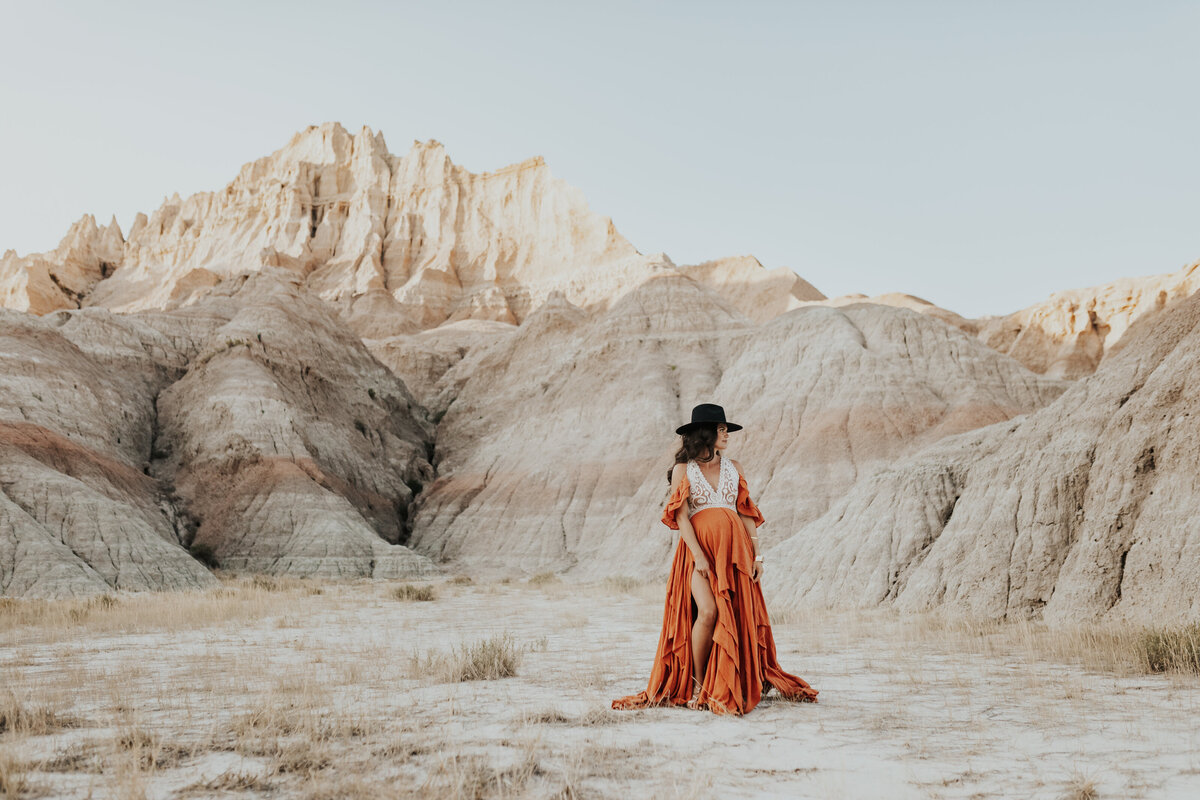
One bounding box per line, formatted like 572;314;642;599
975;261;1200;378
1;123;814;342
815;292;978;336
808;266;1200;380
0;214;123;313
678;255;825;324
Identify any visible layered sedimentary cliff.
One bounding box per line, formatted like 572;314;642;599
766;287;1200;623
0;302;214;597
0;214;124;313
975;261;1200;378
0;268;434;596
86;124;654;333
678;255;826;323
407;274;1065;578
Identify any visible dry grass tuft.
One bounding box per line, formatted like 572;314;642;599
374;737;432;760
0;693;79;736
392;583;438;602
530;708;572;724
0;753;33;800
178;770;273;796
530;708;619;727
448;575;474;585
114;728;196;770
301;774;402;800
268;739;334;776
227;696;377;783
229;705;338;777
452;634;522;682
232;699;377;743
1062;771;1099;800
601;576;642;593
410;632;523;683
115;729;156;751
422;751;541;799
39;745;105;774
247;574;323;595
528;571;559;587
67;594;120;622
1138;623;1200;673
578;709;620;726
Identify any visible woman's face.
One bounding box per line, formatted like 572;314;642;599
714;424;730;451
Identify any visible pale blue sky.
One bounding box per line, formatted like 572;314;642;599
2;1;1197;317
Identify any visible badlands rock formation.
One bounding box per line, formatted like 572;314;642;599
0;214;123;313
678;255;825;324
86;124;650;333
767;287;1200;623
0;304;215;597
0;268;434;596
816;292;978;336
798;263;1200;380
3;121;1196;625
364;319;516;411
0;123;838;595
409;274;1066;578
5;124;797;342
150;270;435;578
976;260;1200;379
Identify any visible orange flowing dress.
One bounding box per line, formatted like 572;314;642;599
612;455;818;715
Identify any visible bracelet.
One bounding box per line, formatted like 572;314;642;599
754;555;763;563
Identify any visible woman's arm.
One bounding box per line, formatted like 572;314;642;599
679;512;711;576
739;513;760;558
668;464;711;575
732;459;763;581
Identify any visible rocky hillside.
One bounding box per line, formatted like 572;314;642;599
766;286;1200;623
407;274;1065;578
0;268;434;597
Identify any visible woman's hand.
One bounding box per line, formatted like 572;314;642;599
751;561;763;583
693;554;711;578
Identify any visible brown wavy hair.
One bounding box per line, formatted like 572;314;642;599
667;424;719;484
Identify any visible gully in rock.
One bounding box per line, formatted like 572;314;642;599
612;403;818;715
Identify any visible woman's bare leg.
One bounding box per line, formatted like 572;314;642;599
689;567;717;704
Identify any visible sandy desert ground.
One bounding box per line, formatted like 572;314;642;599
2;576;1199;800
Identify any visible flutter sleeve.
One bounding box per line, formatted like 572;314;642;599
661;475;690;530
736;473;765;527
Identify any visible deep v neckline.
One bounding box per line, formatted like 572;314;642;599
694;454;724;495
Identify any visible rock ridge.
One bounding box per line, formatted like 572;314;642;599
0;267;437;596
765;285;1200;623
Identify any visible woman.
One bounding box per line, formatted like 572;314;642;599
612;403;818;715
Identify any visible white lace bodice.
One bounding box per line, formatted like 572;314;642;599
686;455;738;516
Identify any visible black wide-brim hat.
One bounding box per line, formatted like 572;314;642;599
675;403;743;435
